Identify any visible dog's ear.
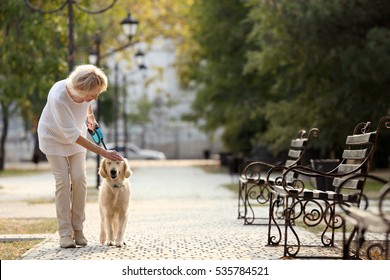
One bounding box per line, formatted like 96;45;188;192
99;158;108;178
123;159;133;178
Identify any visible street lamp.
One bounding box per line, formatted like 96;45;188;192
88;12;139;188
121;12;139;40
24;0;118;73
88;12;139;67
135;49;146;66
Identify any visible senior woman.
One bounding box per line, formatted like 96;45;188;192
38;64;123;248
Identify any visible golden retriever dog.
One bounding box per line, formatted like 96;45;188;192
98;158;132;247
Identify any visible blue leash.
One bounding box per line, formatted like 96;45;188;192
88;124;107;150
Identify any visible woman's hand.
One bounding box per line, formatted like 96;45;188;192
76;136;124;161
103;150;124;161
87;114;97;131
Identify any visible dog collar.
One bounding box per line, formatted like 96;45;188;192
110;183;123;188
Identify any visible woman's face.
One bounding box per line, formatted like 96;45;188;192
82;88;101;102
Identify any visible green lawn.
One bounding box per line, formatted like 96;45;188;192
0;218;57;260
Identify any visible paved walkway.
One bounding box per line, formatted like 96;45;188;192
0;160;344;260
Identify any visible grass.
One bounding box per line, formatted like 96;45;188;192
0;218;57;260
0;179;98;259
0;218;57;234
0;182;97;259
364;180;384;193
0;169;43;177
0;240;43;260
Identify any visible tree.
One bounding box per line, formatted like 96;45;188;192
1;0;199;168
178;0;270;155
1;0;116;168
0;0;67;169
245;0;390;157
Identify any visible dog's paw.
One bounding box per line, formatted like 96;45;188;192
115;241;125;247
106;241;115;246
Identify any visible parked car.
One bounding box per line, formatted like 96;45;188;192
105;142;166;160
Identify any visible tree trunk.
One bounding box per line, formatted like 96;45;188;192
0;102;9;171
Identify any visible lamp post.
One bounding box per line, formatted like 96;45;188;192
114;63;119;149
122;75;129;158
24;0;118;74
116;51;146;153
88;10;139;126
122;53;147;158
88;12;139;188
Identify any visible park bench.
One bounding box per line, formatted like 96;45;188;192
238;128;319;224
340;173;390;260
266;116;390;259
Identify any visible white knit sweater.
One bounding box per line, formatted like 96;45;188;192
38;79;92;156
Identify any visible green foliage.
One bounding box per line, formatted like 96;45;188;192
0;0;197;170
245;0;390;156
180;0;269;155
179;0;390;160
2;0;390;166
0;0;66;168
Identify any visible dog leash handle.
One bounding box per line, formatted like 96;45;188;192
88;124;107;150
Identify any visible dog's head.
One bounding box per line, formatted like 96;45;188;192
99;158;132;182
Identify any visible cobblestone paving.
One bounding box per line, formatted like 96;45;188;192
0;163;344;260
21;199;343;260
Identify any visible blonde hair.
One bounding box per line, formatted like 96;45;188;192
67;64;108;97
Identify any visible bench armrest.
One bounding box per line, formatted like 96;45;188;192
241;160;287;181
266;164;340;194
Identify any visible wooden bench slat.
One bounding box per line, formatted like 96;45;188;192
345;132;376;145
342;149;368;160
337;163;362;173
287;149;302;159
333;177;364;189
284;159;298;167
290;139;307;148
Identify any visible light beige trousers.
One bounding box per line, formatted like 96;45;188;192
46;152;87;238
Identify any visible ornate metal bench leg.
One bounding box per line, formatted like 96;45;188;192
244;183;252;225
284;198;302;258
321;201;336;247
267;192;282;245
344;225;359;259
237;180;244;219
